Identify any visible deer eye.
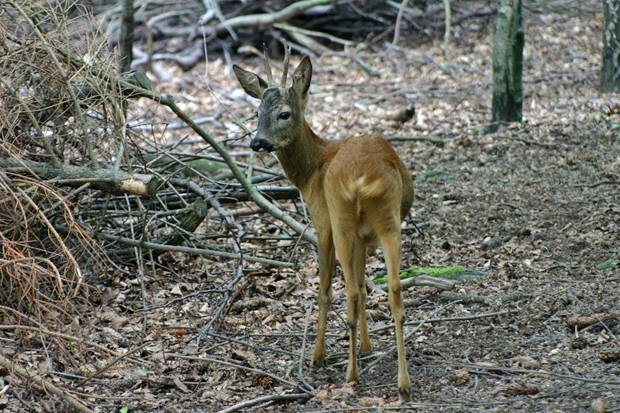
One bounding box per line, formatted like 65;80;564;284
279;111;291;120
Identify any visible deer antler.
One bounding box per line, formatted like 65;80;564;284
260;42;291;88
261;44;275;87
280;41;290;88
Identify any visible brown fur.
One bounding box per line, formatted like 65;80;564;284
234;56;414;402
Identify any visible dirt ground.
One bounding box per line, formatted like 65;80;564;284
4;2;620;412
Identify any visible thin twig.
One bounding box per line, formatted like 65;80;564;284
77;342;151;386
165;353;301;388
7;0;98;167
273;22;355;46
203;331;301;357
138;289;225;312
0;76;60;165
369;309;521;334
385;0;410;54
360;301;461;375
298;303;315;392
386;134;446;144
437;360;620;386
16;187;83;285
0;325;128;359
443;0;452;58
93;231;298;268
590;180;620;188
215;393;312;413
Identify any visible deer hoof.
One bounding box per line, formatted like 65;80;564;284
398;386;412;402
360;341;372;353
310;357;325;369
345;365;360;383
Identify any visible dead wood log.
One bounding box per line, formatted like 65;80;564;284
439;291;489;306
401;274;456;290
153;200;209;252
0;157;159;197
566;313;617;330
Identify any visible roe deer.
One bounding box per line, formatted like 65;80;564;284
234;46;414;401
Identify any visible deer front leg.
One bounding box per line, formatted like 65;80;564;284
311;233;335;368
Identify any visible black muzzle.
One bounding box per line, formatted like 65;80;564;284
250;138;274;152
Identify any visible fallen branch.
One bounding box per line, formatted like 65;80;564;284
566;313;617;330
442;360;620;386
387;134;446;145
216;393;312;413
0;157;159;197
401;274;456;290
439;291;489;305
149;200;209;255
94;231;299;268
206;0;335;38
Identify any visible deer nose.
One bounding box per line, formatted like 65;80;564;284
250;138;274;152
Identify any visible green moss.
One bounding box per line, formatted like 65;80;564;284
373;266;485;284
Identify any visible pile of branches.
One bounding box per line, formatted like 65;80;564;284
93;0;496;71
0;0;125;320
0;1;317;409
0;0;316;315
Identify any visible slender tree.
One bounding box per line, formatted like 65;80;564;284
491;0;524;126
601;0;620;93
119;0;134;73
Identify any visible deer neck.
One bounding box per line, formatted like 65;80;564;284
276;121;329;193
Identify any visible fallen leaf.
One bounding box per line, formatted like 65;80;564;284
449;369;470;386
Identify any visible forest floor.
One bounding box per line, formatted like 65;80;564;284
4;2;620;412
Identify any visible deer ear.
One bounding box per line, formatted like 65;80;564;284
292;56;312;97
233;65;268;100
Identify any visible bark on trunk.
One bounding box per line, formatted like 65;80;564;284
601;0;620;93
491;0;524;125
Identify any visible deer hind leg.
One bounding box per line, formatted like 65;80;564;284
333;230;362;383
354;240;372;353
379;229;412;402
311;232;336;368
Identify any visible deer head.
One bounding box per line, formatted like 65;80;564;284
233;45;312;153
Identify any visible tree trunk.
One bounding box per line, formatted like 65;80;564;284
491;0;524;126
119;0;134;73
601;0;620;93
